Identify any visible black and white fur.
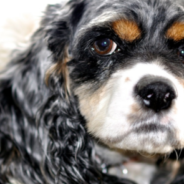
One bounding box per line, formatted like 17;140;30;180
1;0;184;183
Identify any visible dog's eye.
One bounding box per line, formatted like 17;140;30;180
178;47;184;62
91;38;119;55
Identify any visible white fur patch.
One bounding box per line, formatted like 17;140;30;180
86;62;184;154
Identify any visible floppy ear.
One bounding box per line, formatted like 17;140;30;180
0;0;86;117
0;2;75;183
39;3;136;184
0;1;102;184
0;1;135;184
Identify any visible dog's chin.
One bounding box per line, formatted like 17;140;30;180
107;133;174;155
94;121;179;155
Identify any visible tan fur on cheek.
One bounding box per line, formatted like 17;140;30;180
75;85;105;120
112;19;141;42
74;83;111;134
166;22;184;41
127;104;143;124
177;77;184;88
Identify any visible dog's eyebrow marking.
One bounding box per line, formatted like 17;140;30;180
166;22;184;41
112;19;141;42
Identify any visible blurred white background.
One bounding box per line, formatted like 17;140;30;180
0;0;61;69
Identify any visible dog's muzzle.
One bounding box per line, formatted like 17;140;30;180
135;75;176;112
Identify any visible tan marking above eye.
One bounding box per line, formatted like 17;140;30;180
166;22;184;41
112;19;141;42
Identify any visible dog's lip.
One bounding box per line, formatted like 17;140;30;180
130;114;173;133
133;123;167;133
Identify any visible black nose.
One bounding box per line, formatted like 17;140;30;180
135;76;176;112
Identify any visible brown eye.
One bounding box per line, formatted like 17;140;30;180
91;38;118;55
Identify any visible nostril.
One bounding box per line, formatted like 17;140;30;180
135;80;176;112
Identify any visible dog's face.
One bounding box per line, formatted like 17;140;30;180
59;0;184;154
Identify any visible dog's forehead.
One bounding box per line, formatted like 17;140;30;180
74;0;184;42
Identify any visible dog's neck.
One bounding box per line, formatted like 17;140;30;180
94;142;180;184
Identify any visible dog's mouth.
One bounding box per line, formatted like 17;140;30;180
102;114;179;154
130;113;174;133
133;123;167;133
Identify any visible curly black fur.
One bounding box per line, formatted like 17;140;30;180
0;1;136;184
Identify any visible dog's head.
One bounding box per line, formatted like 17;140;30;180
45;0;184;155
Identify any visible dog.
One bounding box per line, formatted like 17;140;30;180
2;0;184;183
